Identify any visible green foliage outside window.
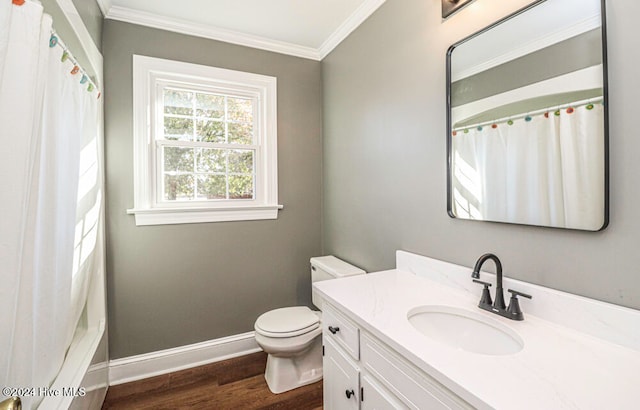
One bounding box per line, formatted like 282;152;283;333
161;88;255;201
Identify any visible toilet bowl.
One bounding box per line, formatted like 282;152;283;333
254;307;323;394
254;256;365;394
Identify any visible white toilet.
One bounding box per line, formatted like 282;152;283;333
254;256;365;394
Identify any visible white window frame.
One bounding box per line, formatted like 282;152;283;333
128;55;281;226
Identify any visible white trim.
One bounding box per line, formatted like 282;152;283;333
127;205;283;226
106;6;321;60
108;332;262;386
318;0;387;59
130;55;279;226
41;321;106;409
95;0;111;17
82;362;109;392
54;0;103;87
105;1;387;61
453;15;601;82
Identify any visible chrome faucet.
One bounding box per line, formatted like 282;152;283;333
472;253;532;320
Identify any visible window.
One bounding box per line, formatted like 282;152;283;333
128;56;280;225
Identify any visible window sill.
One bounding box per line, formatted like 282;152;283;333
126;204;284;226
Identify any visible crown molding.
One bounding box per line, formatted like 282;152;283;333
105;6;322;60
95;0;111;17
105;1;387;61
319;0;387;59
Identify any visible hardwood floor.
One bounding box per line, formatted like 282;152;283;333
102;352;323;409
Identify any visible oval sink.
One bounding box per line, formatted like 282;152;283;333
407;305;524;356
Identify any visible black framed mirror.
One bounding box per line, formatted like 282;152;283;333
446;0;608;231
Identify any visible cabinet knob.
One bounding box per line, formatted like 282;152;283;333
328;326;340;334
345;389;355;399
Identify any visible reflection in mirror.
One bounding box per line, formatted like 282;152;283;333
447;0;608;231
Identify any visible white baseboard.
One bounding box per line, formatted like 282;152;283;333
108;331;261;386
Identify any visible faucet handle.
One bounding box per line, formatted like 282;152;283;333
472;279;492;286
508;289;532;299
507;289;532;321
473;279;493;307
473;279;492;287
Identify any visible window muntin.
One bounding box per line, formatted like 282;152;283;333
155;84;258;204
130;55;279;226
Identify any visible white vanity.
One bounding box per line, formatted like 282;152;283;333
313;251;640;409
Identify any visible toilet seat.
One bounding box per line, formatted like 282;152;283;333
255;306;320;338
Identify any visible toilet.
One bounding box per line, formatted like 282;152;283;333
254;256;365;394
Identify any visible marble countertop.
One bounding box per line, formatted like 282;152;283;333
313;265;640;409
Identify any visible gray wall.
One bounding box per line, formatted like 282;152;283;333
71;0;103;50
103;21;323;359
42;0;102;51
451;29;602;106
322;0;640;310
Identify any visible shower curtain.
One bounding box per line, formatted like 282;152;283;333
0;2;101;409
451;103;605;229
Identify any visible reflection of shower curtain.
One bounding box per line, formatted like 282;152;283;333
452;104;604;229
0;2;101;409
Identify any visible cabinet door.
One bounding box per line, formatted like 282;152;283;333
361;374;408;410
361;334;472;410
324;337;360;410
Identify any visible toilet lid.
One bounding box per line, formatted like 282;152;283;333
255;306;320;338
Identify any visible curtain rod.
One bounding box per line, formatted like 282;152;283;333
453;96;603;131
15;0;101;98
49;29;101;97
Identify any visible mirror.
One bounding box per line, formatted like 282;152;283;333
446;0;608;231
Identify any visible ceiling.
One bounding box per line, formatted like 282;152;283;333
97;0;386;60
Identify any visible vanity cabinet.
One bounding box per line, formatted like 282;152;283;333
360;374;407;410
323;337;360;409
322;303;472;410
316;252;640;409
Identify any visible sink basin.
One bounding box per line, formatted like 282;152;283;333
407;305;524;356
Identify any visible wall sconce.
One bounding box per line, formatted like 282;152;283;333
442;0;476;19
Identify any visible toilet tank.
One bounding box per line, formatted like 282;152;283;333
310;256;365;309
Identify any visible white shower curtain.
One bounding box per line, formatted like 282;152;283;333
452;103;604;230
0;2;101;409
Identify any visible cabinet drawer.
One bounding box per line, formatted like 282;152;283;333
361;334;472;410
323;303;360;360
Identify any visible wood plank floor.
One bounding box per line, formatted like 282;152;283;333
102;352;323;409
